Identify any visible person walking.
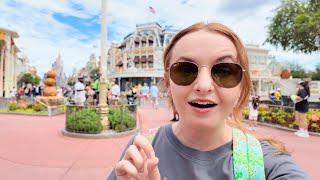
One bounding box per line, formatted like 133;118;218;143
74;77;86;106
248;95;259;131
293;81;310;138
150;82;159;109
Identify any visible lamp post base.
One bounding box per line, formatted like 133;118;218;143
98;105;110;130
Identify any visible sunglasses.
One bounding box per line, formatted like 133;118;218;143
169;61;245;88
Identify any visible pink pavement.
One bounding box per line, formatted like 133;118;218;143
0;106;319;180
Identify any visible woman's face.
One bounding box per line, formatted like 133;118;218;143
169;30;242;129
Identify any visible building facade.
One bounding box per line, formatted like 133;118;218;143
107;22;178;90
108;23;281;95
0;27;20;98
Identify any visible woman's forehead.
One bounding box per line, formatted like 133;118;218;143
170;30;238;64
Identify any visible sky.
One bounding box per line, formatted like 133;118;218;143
0;0;319;77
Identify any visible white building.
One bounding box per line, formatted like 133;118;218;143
107;22;178;90
0;27;20;98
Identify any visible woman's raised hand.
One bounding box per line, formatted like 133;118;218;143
115;111;160;180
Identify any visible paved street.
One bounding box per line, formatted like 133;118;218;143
0;105;319;180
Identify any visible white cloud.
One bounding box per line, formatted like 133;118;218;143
0;0;318;78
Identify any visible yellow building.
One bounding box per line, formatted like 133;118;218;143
0;27;21;98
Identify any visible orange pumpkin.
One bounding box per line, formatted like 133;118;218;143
44;78;56;86
46;70;57;78
43;87;57;96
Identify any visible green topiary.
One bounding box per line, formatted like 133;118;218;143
66;108;102;134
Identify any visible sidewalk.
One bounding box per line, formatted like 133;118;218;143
0;105;319;179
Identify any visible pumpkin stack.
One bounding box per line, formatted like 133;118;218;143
43;70;57;96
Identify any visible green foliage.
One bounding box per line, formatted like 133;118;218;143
17;73;42;86
33;103;45;112
311;63;320;80
265;0;320;53
90;67;100;80
18;73;34;86
66;108;103;134
8;102;18;111
289;63;309;78
33;76;41;85
108;106;136;132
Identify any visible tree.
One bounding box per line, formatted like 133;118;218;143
90;67;100;80
33;76;41;85
289;63;309;78
311;63;320;80
265;0;320;53
17;73;42;87
17;73;34;87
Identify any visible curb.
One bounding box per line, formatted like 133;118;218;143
61;128;139;139
0;111;64;116
244;120;320;137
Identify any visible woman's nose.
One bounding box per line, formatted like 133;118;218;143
193;67;214;93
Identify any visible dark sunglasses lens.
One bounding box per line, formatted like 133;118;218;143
211;63;243;88
170;62;198;86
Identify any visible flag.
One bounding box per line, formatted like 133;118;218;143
149;6;156;14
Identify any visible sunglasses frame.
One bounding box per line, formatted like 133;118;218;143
168;61;246;88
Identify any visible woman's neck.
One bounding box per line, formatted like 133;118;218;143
172;121;232;151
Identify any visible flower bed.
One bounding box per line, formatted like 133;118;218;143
243;106;320;133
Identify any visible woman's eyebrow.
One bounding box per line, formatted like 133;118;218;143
216;55;236;62
177;56;196;63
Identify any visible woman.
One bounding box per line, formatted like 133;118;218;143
294;81;310;138
107;22;307;179
248;95;259;131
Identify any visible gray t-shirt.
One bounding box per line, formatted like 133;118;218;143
107;124;308;180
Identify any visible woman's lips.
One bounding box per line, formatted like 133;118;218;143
188;102;217;113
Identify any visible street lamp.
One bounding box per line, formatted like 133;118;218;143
99;0;109;129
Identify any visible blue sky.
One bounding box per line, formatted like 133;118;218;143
0;0;319;77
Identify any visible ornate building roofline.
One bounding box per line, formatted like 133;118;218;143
0;27;19;38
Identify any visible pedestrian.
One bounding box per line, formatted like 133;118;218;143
10;87;16;101
248;95;259;131
150;82;159;109
140;82;150;105
293;81;310;138
107;22;307;179
111;79;120;106
74;77;86;106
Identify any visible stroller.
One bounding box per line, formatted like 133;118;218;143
126;89;137;112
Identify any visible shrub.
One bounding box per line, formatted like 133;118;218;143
66;108;102;134
8;102;18;111
33;103;45;112
27;104;34;109
108;106;136;132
